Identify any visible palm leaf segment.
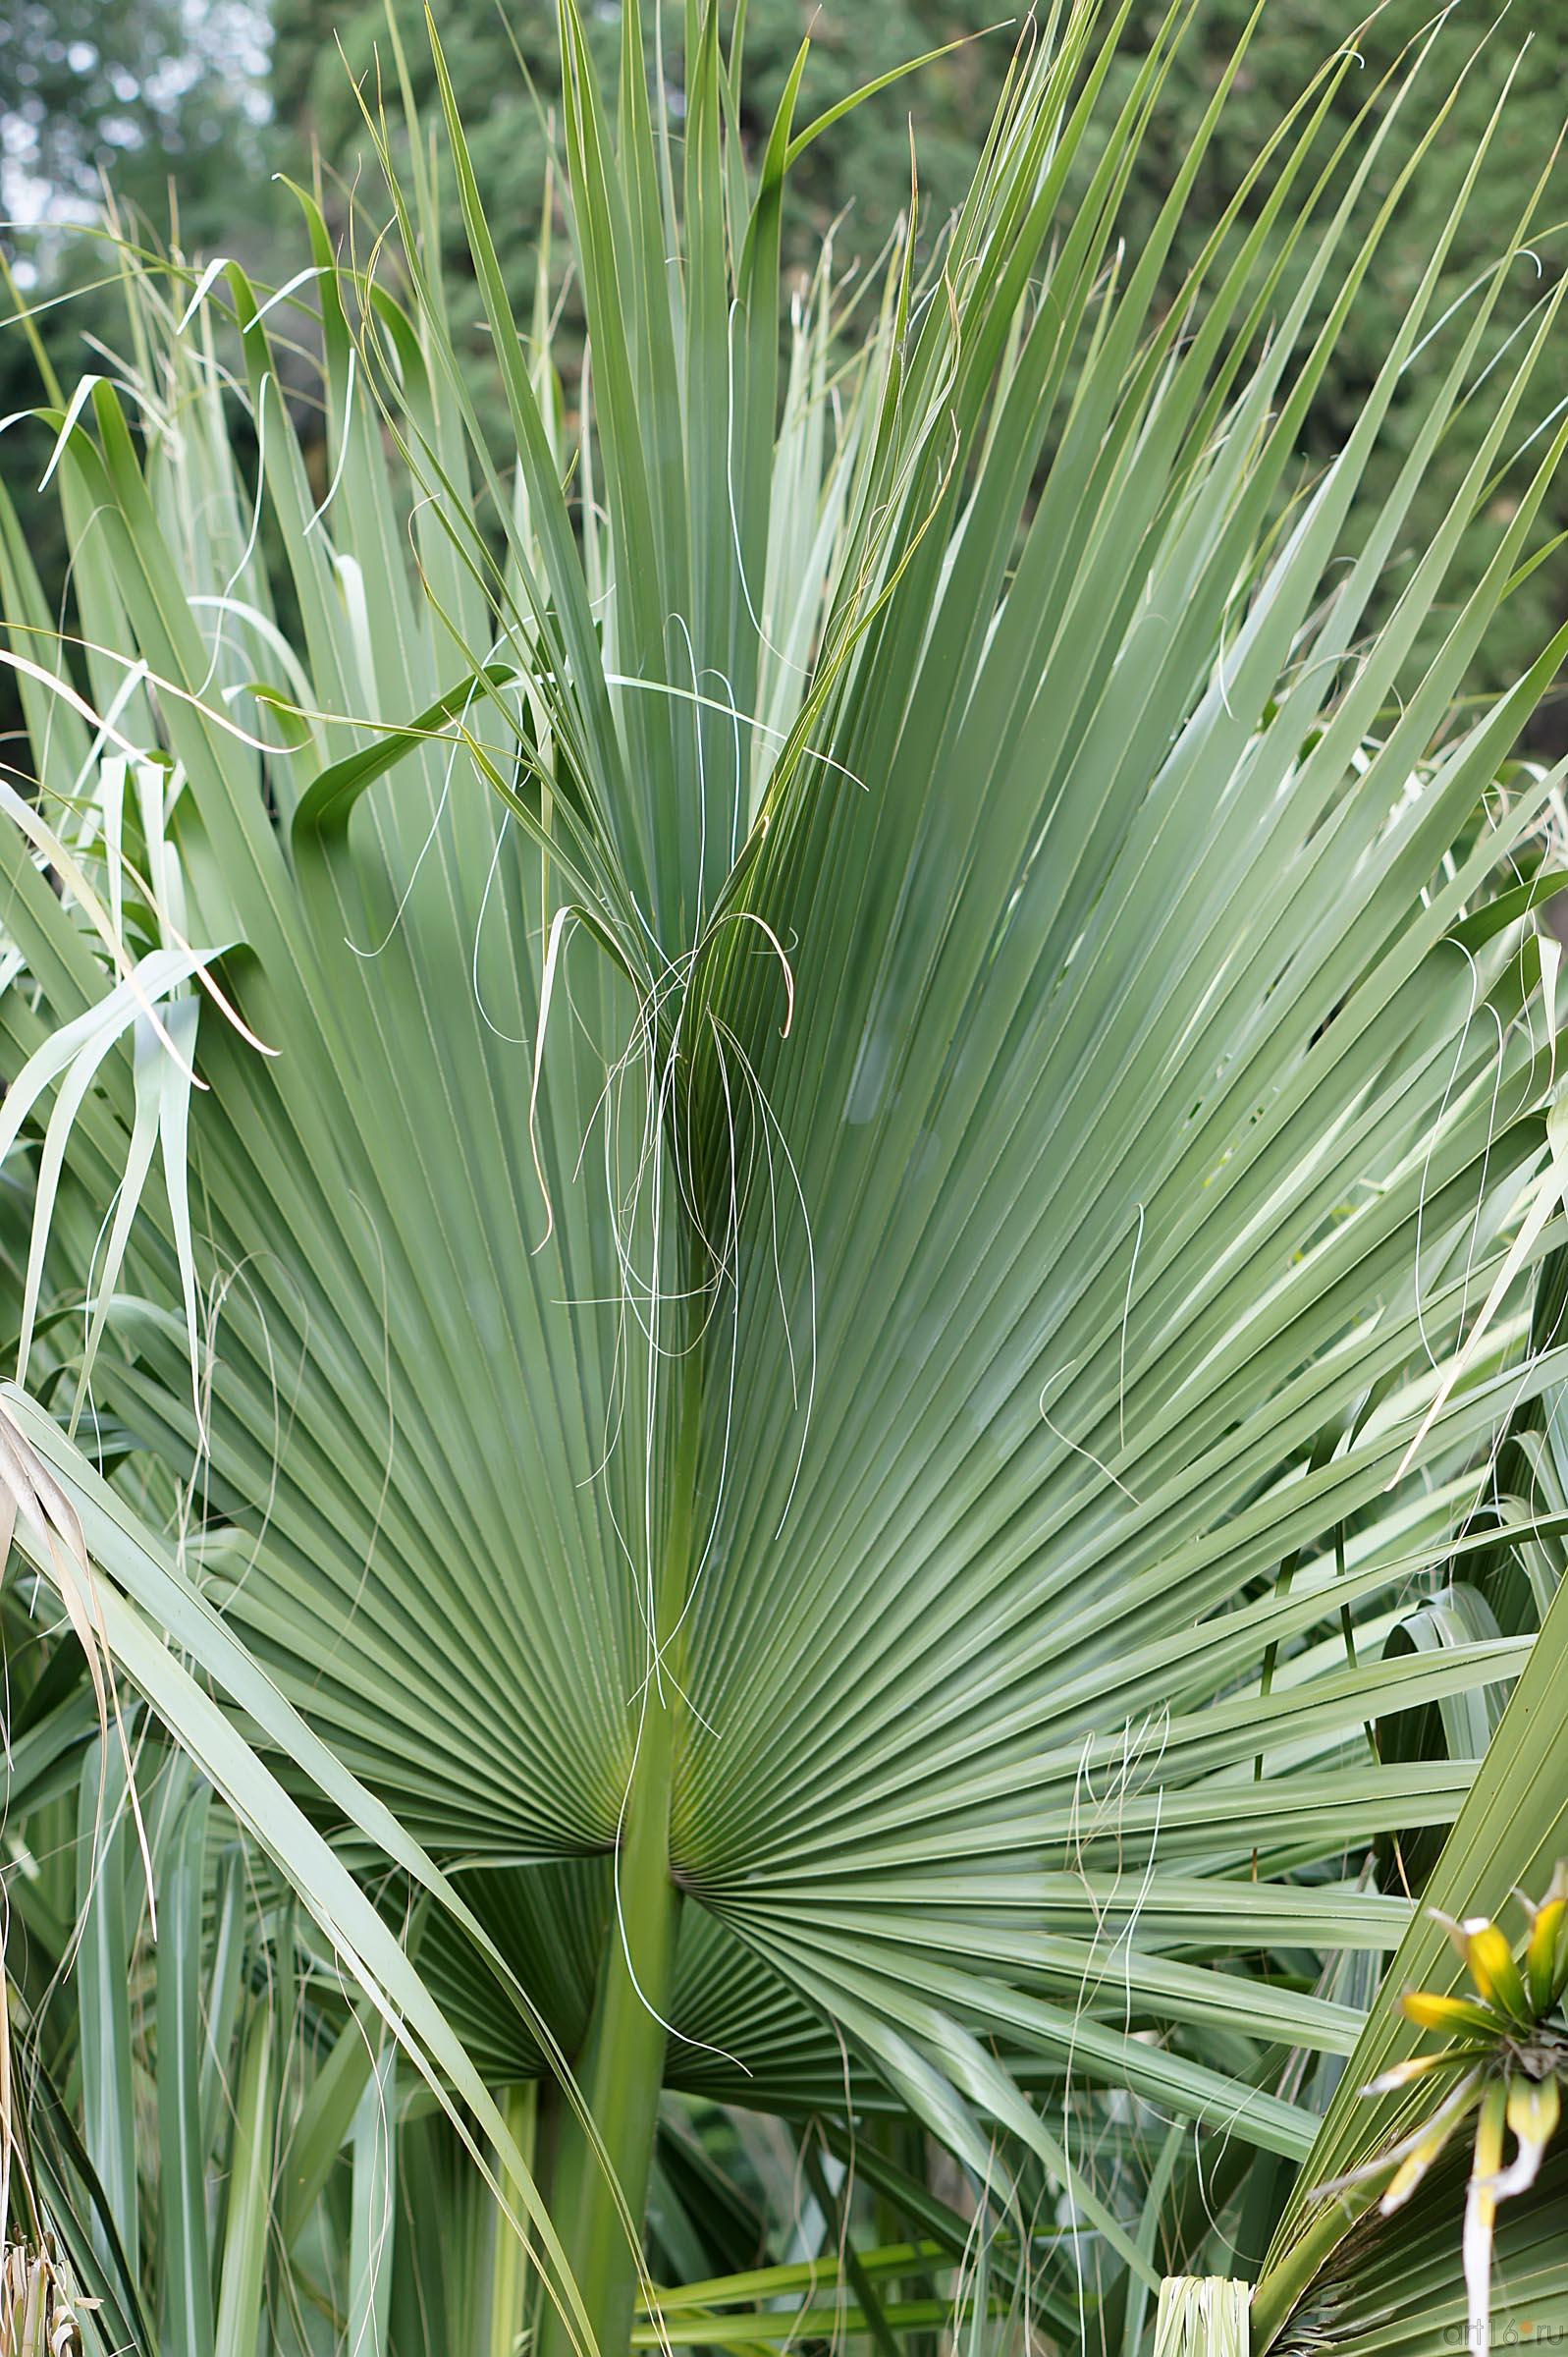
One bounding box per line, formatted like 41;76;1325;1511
3;0;1568;2326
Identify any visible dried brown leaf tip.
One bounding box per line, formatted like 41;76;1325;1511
0;2246;96;2356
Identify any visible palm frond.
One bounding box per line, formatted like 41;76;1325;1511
3;2;1567;2348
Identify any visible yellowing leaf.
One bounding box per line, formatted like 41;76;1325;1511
1400;1991;1503;2039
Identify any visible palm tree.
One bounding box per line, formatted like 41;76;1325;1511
3;3;1568;2350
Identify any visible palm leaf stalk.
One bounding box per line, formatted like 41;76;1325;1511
4;1;1568;2348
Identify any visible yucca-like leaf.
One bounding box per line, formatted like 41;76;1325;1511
4;2;1568;2348
1257;1547;1568;2353
1267;2138;1568;2357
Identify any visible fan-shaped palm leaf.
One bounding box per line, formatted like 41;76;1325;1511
4;2;1568;2349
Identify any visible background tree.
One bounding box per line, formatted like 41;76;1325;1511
1;0;270;245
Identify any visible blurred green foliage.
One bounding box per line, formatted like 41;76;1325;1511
0;0;270;240
4;0;1566;744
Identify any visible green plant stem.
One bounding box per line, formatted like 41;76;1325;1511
543;1687;682;2356
1252;2202;1374;2356
488;2081;537;2357
536;1339;701;2357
